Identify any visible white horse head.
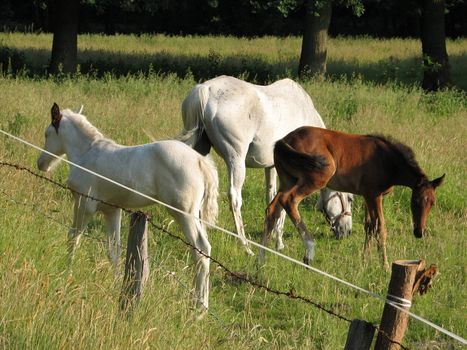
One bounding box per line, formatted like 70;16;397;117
37;103;66;172
317;188;353;239
37;104;93;172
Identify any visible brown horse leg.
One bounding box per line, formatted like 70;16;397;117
363;197;378;262
280;183;321;265
364;195;389;269
374;195;389;270
259;192;285;264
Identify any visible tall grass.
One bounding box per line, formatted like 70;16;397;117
1;33;466;89
0;34;466;349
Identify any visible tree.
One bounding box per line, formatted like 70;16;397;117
298;0;332;77
49;0;80;74
420;0;450;91
265;0;364;78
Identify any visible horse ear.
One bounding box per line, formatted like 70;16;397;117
431;174;445;188
74;105;84;114
51;102;61;132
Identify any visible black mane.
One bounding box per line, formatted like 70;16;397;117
367;134;425;178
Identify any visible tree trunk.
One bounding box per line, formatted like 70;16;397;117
420;0;450;91
49;0;80;74
298;0;332;78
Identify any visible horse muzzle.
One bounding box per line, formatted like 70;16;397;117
413;227;424;238
37;156;50;172
332;212;352;239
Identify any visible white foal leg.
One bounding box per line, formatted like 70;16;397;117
192;223;211;313
69;195;95;266
174;212;211;313
227;159;254;256
103;208;122;267
265;167;285;251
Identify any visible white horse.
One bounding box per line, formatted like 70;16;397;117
179;75;353;258
317;187;353;239
37;103;218;310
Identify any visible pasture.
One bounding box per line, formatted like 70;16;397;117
0;33;466;349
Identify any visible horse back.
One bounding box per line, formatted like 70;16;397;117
280;126;393;194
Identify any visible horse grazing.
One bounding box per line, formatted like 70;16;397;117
37;103;219;310
179;75;353;256
264;126;445;268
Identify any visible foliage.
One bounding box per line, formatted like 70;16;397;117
0;0;465;37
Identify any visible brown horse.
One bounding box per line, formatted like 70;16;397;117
262;126;445;268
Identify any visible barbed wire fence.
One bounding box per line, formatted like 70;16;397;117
0;128;466;348
0;160;411;349
4;159;458;350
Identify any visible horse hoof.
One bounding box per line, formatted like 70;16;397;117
245;246;255;256
276;242;285;251
303;257;310;265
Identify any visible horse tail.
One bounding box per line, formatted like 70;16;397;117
178;84;210;148
274;139;328;172
198;155;219;228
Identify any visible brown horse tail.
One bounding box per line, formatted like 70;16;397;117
274;139;328;171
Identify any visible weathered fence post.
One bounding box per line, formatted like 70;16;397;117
374;259;425;350
119;211;149;312
344;319;375;350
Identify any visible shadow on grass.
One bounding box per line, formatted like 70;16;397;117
1;46;466;90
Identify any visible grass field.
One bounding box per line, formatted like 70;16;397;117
0;33;466;349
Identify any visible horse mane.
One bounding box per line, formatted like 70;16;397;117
367;134;425;177
62;109;108;143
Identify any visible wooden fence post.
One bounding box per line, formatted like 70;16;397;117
119;211;149;312
344;319;375;350
374;259;425;350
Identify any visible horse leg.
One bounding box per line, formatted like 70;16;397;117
258;191;284;265
363;202;376;258
363;196;389;269
103;208;122;267
280;183;320;265
265;167;286;251
227;158;254;256
173;211;211;314
69;195;95;266
374;195;389;270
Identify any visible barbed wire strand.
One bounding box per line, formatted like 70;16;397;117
1;128;466;345
0;173;408;350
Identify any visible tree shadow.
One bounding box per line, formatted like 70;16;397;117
1;45;466;90
327;53;467;90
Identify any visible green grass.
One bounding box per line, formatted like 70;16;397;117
1;33;467;89
0;33;466;349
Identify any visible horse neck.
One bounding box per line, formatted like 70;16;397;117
61;117;102;162
393;161;427;190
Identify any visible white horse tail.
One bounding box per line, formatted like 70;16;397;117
178;84;210;147
198;155;219;228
